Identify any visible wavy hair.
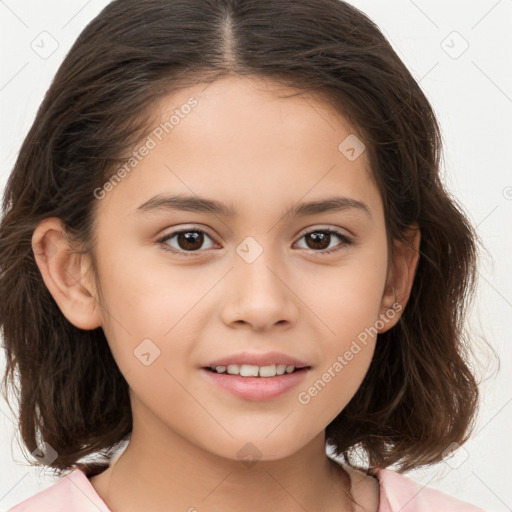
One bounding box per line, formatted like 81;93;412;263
1;0;487;479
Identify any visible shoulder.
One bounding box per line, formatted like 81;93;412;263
8;469;110;512
370;467;487;512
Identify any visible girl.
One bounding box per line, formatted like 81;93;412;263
0;0;488;510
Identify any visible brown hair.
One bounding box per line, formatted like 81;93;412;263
0;0;488;480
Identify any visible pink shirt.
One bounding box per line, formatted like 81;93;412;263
9;466;486;511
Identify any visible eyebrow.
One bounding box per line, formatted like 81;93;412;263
134;194;372;219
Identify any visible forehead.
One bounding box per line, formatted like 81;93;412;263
97;75;383;222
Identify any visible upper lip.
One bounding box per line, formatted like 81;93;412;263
203;351;311;369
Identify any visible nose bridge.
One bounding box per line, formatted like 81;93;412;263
234;233;285;298
221;234;298;329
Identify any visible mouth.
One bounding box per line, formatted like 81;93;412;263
200;365;312;401
203;363;311;377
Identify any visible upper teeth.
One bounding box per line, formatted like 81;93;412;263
213;364;297;377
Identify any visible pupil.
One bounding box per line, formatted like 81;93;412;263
307;232;329;250
178;231;203;251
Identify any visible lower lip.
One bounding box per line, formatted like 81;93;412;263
200;367;310;401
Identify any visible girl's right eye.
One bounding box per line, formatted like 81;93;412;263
158;229;217;257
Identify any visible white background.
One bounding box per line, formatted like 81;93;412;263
1;0;511;510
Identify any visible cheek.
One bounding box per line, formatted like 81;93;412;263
97;228;211;326
294;342;375;441
92;243;195;370
292;281;382;436
294;251;388;338
292;251;386;395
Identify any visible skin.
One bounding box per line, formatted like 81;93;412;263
32;75;420;512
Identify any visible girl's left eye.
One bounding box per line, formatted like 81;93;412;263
157;227;353;257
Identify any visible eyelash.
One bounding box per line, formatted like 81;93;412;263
157;227;353;257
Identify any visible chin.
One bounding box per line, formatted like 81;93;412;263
200;436;308;465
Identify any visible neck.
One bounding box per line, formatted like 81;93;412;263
92;421;354;512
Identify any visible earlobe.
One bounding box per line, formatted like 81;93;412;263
32;217;102;330
378;226;421;333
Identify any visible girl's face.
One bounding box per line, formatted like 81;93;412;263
72;76;408;462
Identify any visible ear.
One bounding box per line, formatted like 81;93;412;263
32;217;102;330
378;226;421;333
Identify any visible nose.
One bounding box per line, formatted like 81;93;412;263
220;246;300;331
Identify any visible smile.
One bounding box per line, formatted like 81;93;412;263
201;366;311;401
207;363;303;377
